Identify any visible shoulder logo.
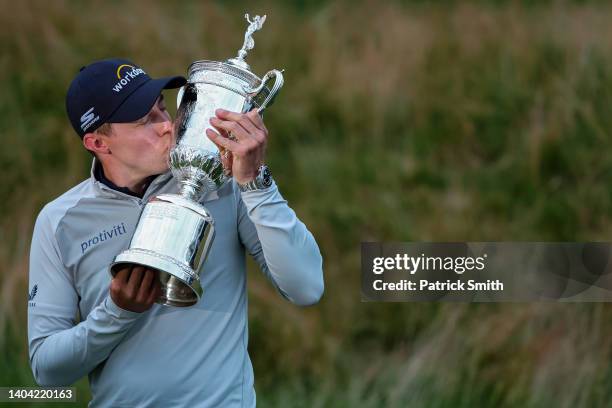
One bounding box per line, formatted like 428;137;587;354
28;284;38;307
29;284;38;301
80;107;100;132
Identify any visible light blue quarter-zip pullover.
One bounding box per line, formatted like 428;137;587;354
27;160;324;407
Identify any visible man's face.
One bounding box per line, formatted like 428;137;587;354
103;95;174;178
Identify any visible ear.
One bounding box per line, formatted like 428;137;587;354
83;132;111;155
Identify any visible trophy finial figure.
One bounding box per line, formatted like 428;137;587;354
236;14;267;61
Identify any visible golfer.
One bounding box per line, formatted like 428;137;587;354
27;58;324;407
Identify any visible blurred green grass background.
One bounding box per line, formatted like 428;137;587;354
2;0;612;406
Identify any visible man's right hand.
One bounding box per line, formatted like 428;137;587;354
110;265;162;313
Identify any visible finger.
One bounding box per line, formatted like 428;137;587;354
146;286;158;305
210;138;234;172
208;135;226;154
221;150;233;172
214;125;231;139
127;265;145;296
245;108;267;132
216;108;267;134
209;117;250;141
216;108;264;138
146;273;162;304
114;266;131;283
148;269;161;292
206;128;241;152
215;108;245;123
137;269;154;302
235;113;260;136
244;121;266;145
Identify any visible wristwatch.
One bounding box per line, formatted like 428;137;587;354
238;164;274;192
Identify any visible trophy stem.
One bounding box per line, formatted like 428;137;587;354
179;180;201;201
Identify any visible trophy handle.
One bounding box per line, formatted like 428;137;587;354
244;69;284;114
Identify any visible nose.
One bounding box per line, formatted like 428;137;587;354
150;103;173;136
160;119;173;136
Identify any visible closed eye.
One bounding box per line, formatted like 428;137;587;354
158;95;167;111
136;114;150;125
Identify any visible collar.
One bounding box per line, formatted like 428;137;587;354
93;160;155;198
90;158;173;200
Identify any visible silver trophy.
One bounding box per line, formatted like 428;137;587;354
110;13;284;307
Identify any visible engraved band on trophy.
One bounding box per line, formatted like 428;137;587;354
110;13;284;307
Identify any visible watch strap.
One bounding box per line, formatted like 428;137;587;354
238;165;273;192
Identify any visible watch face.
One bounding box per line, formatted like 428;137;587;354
261;166;272;187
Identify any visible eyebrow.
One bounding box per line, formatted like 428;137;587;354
155;94;166;110
136;112;150;124
134;95;165;124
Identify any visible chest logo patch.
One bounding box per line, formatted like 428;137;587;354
81;223;127;254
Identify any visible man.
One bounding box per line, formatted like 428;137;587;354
27;58;324;407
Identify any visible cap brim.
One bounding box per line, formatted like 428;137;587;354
106;75;186;123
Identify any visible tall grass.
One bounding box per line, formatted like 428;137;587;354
3;1;612;406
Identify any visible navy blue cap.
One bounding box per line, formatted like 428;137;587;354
66;58;186;138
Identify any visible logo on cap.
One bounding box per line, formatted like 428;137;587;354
80;107;100;132
112;64;146;93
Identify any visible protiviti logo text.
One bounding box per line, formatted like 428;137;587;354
81;223;127;254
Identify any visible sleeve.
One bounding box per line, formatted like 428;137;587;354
236;181;324;306
27;208;142;387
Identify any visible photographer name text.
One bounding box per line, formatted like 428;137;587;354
371;253;504;292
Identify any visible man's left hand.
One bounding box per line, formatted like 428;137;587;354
206;108;268;185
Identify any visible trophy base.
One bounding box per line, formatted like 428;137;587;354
112;248;203;307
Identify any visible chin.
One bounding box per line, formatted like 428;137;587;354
147;158;170;176
160;148;172;170
157;162;171;174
